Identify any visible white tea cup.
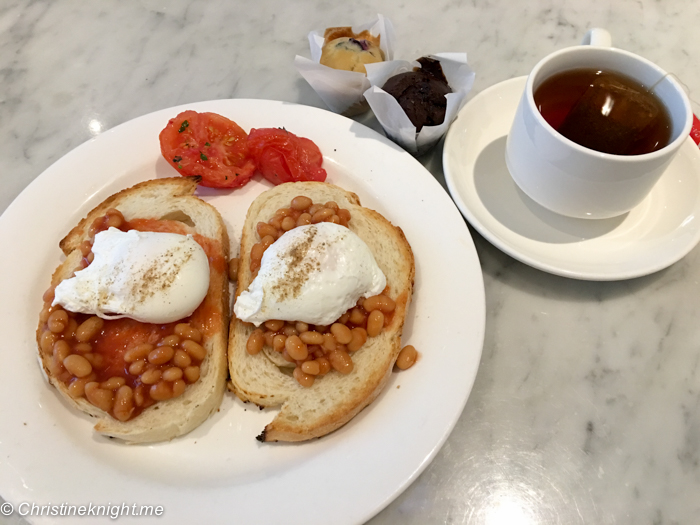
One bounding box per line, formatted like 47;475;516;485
505;28;692;219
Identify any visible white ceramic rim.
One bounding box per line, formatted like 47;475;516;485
0;99;485;525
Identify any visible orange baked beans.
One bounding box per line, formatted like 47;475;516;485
39;209;208;422
244;197;398;387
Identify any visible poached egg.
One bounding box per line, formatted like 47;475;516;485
53;227;210;324
234;222;386;326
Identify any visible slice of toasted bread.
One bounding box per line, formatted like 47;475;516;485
37;177;229;443
228;182;415;442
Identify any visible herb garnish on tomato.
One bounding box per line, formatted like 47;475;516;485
159;111;256;188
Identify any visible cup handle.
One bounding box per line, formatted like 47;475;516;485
581;28;612;47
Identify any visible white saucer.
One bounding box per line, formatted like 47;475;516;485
443;76;700;281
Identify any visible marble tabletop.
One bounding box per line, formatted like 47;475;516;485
2;0;700;523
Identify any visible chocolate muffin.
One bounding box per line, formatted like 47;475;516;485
381;57;452;131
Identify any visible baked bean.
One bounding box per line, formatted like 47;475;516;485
104;208;124;229
73;341;91;353
140;368;162;385
295;321;309;333
87;252;95;263
113;385;134;422
261;235;276;250
314;324;328;334
148;346;174;365
311;346;325;359
325;201;339;211
77;240;92;256
301;360;321;375
75;316;104;343
184;366;200;383
338;312;350;325
47;309;69;333
285;335;308;361
257;222;278;239
396;345;418;370
40;330;57;354
311;207;334;223
291;196;313;211
264;319;284;332
124;343;153;363
322;333;337;351
134;386;145;407
275;207;293;218
330;323;352;344
182;340;207;360
307;203;323;216
250;243;265;271
329;214;340;224
263;330;275;347
293;366;315;387
349;307;366;326
337;208;351;223
272;334;287;352
42;286;56;303
172;379;187;398
296;213;312;227
100;376;125;390
62;318;78;340
128;359;146;376
88;217;102;237
268;216;282;230
150;381;172;401
63;354;93;378
175;323;202;343
347;327;368;352
158;334;181;347
67;374;96;398
367;310;384;337
281;216;296;231
247;329;265;355
316;357;331;375
282;350;296;363
363;294;396;313
52;340;70;364
282;325;298;337
172;349;192;368
228;257;239;281
83;352;104;369
328;349;354;374
300;331;324;345
162;367;183;382
84;382;114;412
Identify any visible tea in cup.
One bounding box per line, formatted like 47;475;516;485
505;29;692;219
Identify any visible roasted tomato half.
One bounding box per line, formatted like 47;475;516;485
159;110;256;188
247;128;327;185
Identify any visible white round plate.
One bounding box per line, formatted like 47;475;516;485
0;100;484;525
444;76;700;281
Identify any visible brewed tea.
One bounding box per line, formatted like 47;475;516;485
534;68;672;155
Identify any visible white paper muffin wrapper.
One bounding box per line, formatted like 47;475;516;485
294;14;395;115
363;53;475;155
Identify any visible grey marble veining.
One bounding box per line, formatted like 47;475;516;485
2;0;700;523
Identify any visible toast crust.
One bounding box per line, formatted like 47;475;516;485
37;177;229;443
228;182;415;442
